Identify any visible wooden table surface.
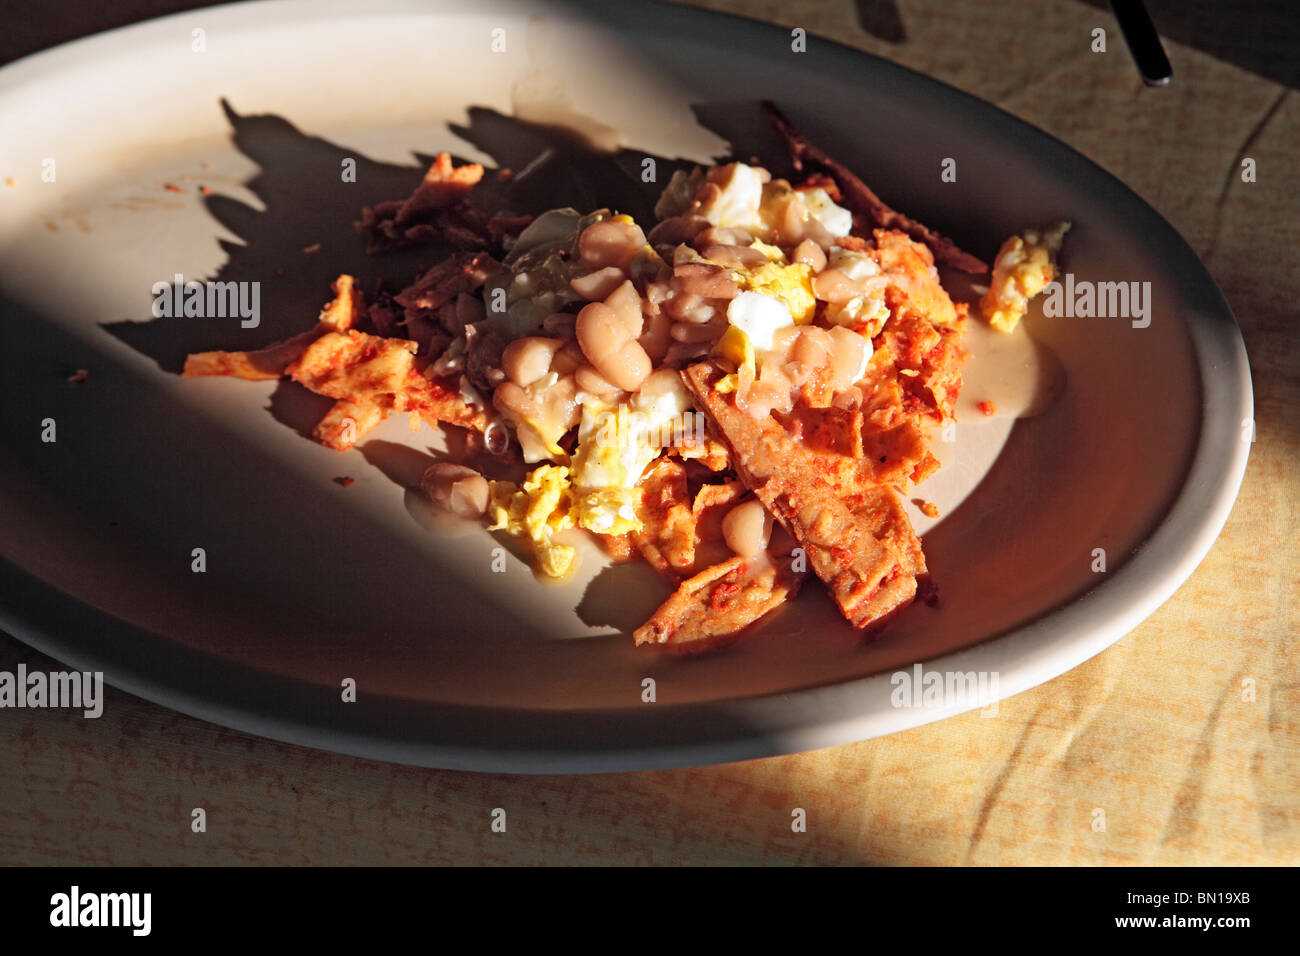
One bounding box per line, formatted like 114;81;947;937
1;0;1295;865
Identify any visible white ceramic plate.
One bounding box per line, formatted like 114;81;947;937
0;0;1252;771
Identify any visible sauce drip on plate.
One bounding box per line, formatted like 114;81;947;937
957;316;1065;421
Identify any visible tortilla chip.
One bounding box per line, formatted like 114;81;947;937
182;274;362;380
317;274;364;332
633;555;803;655
287;329;487;432
632;457;695;576
858;420;933;488
673;435;731;471
870;309;967;426
684;361;926;633
313;400;388;451
402;369;489;432
594;532;636;563
691;481;744;544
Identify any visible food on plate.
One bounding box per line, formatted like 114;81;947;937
980;221;1071;332
633;551;806;655
184;107;1065;652
683;361;930;631
763;101;987;275
182;273;363;380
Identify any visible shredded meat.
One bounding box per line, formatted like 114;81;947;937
393;252;503;329
358;152;532;255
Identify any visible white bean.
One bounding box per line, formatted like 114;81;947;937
792;239;827;271
570;266;627;301
576;300;651;392
722;499;772;558
670;315;727;343
578;220;646;271
501;337;563;387
421;463;489;518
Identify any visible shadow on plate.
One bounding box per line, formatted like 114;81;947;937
92;97;810;641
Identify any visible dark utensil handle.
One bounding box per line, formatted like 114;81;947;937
1109;0;1174;86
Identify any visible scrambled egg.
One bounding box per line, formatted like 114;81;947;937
702;163;767;231
491;374;693;572
711;247;817;389
741;261;816;323
726;291;792;350
570;405;651;536
655;162;855;248
487;465;576;579
713;324;754;387
828;245;879;280
571;379;692;536
981;221;1071;333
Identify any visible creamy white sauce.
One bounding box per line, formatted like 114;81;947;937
956;316;1064;421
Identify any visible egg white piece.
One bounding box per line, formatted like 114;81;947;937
801;187;853;238
828;245;880;280
702;163;766;231
727;290;794;350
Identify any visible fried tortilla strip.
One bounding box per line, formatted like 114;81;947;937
182;274;362;380
316;275;365;332
873;230;962;326
633;554;804;655
859;420;939;488
395;152;484;224
786;406;936;490
313;400;389;451
594;532;637;563
673;435;731;471
181;329;324;380
684;361;925;632
632;457;696;576
403;370;489;432
288;330;413;402
854;309;965;437
763;101;987;274
689;480;745;571
691;481;744;544
286;329;487;432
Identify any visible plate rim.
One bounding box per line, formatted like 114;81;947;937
0;0;1254;772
